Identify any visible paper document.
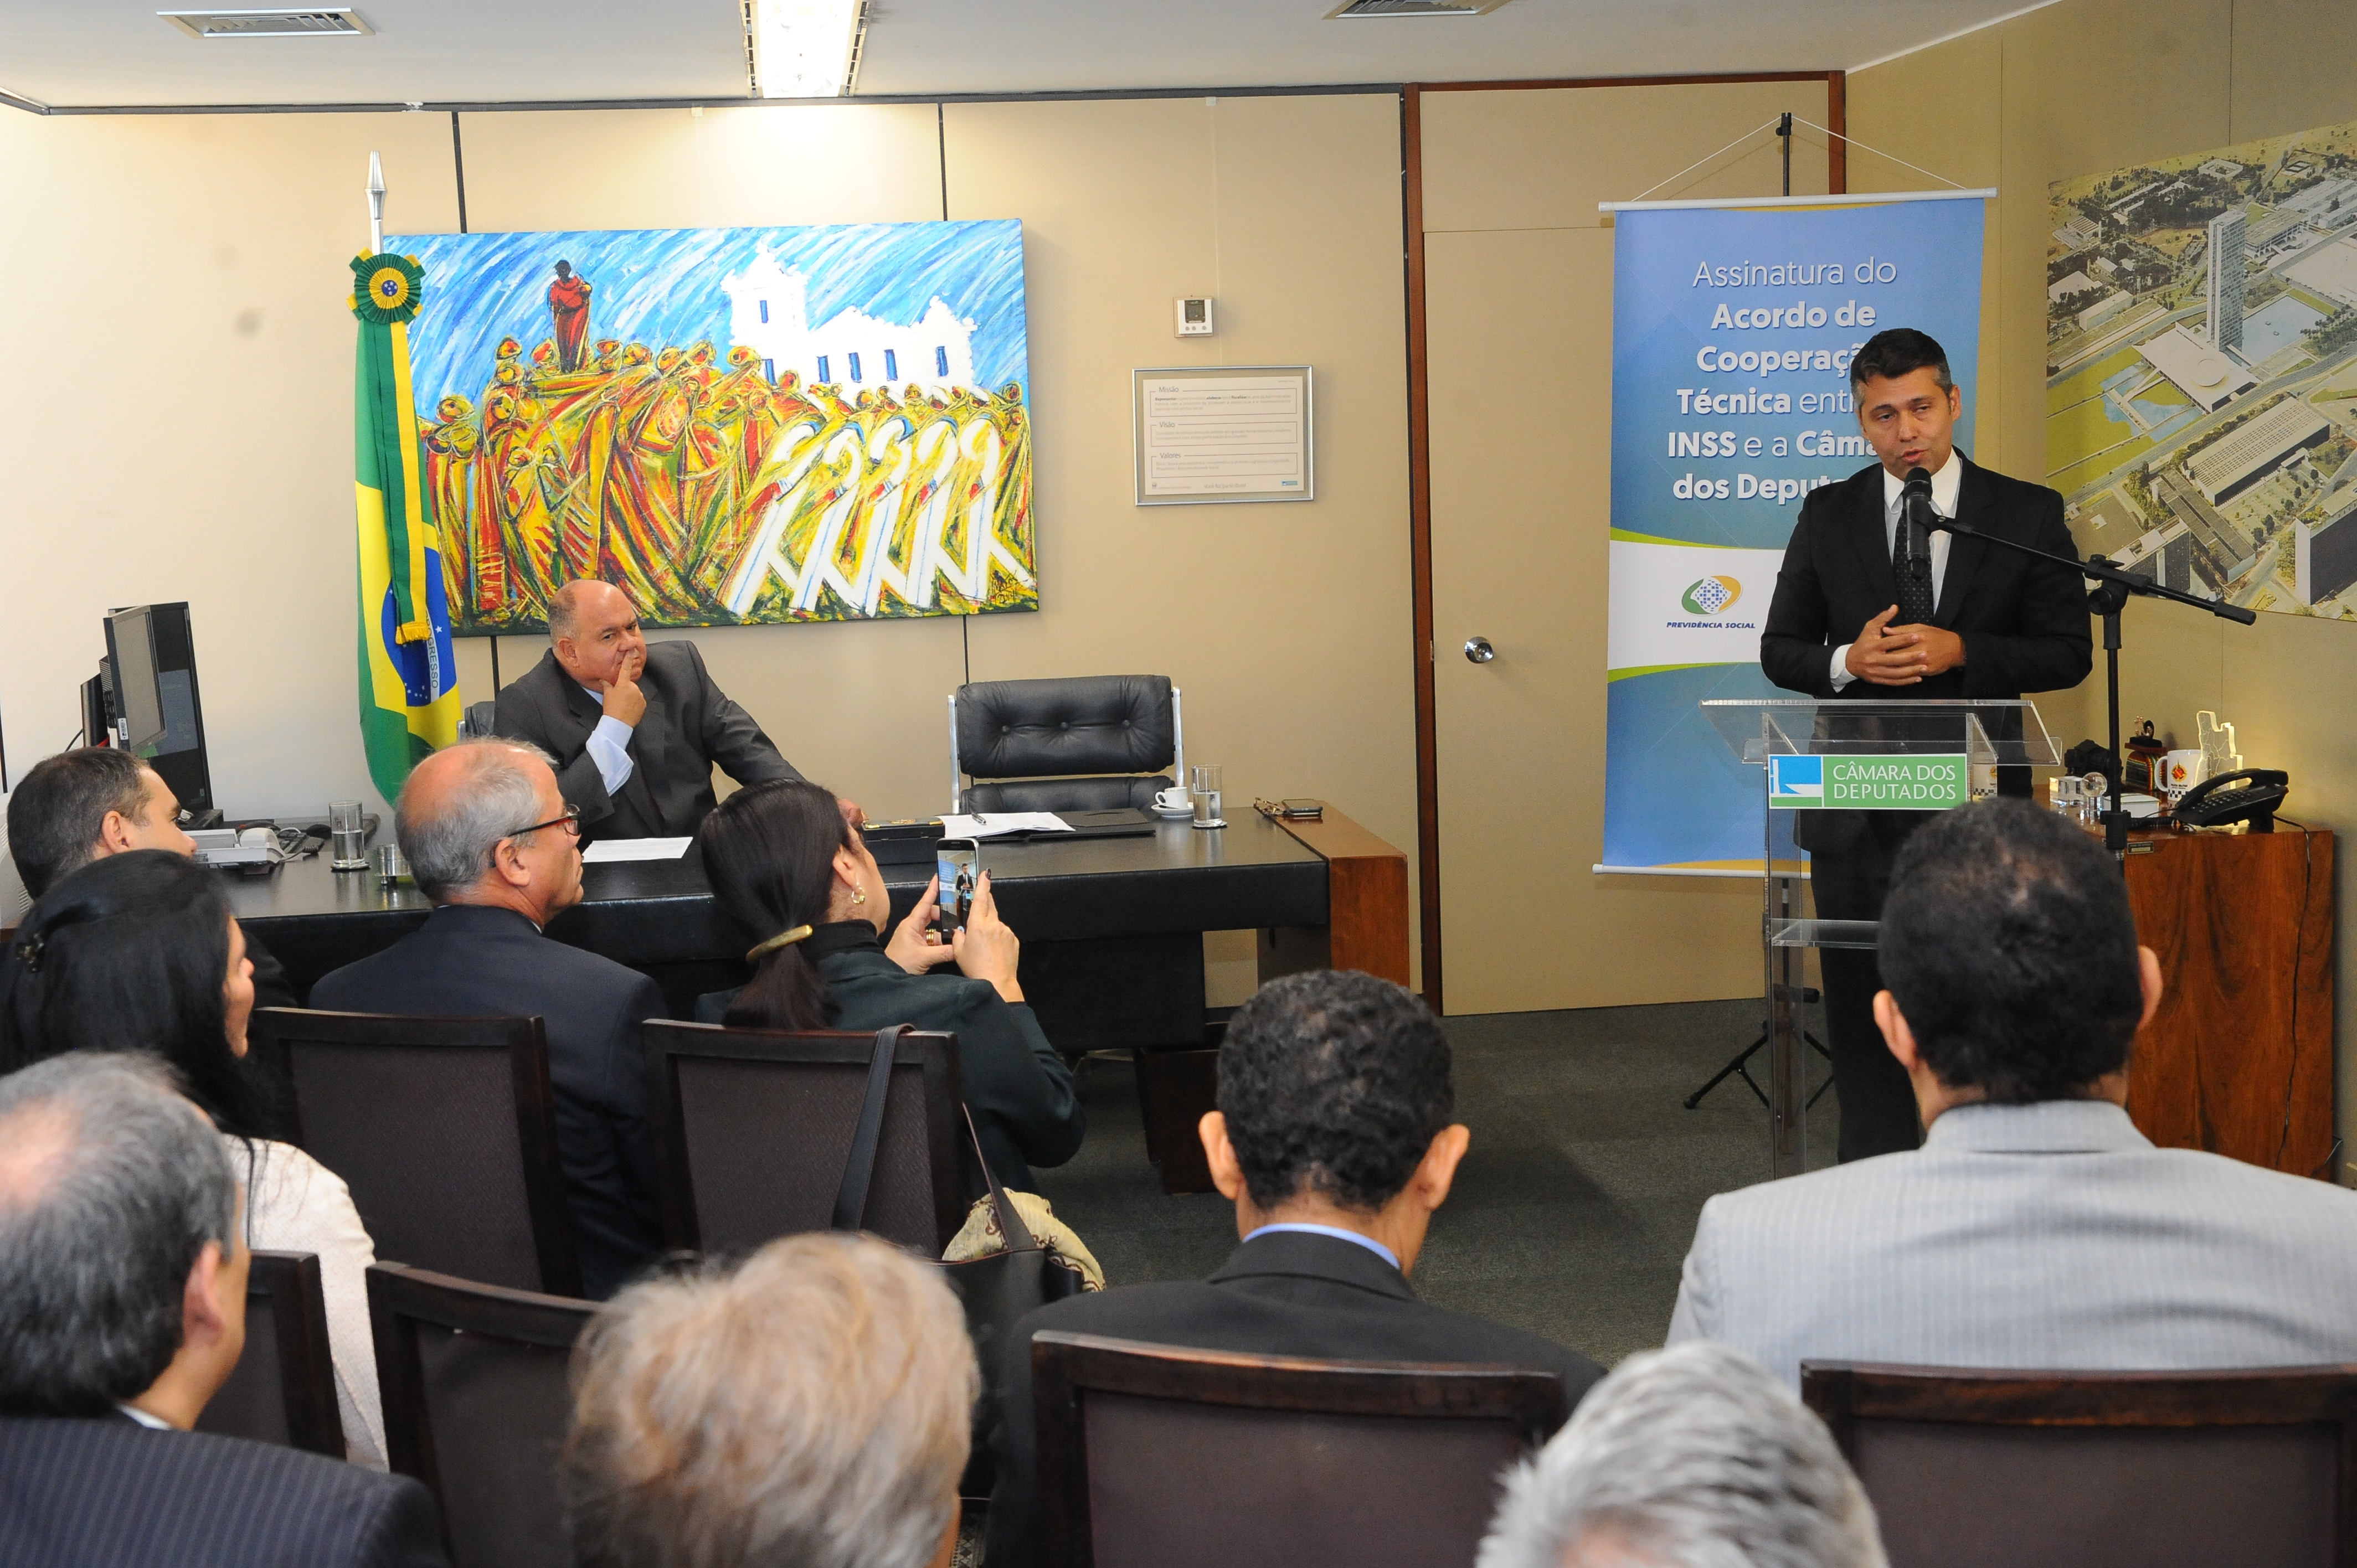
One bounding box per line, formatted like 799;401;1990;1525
939;813;1071;839
581;837;693;863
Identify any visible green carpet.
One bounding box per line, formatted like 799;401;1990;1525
1027;996;1838;1369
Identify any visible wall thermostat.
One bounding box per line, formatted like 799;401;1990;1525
1175;296;1216;337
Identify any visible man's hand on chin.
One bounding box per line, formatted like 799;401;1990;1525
601;648;649;728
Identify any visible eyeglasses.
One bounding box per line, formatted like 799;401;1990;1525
500;803;581;849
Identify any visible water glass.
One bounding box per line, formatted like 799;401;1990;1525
329;800;369;870
1190;763;1224;829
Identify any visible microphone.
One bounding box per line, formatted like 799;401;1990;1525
1896;465;1934;585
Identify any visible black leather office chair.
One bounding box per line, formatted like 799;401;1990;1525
949;674;1182;813
461;699;500;739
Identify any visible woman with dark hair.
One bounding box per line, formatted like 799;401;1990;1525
697;779;1084;1193
0;850;387;1468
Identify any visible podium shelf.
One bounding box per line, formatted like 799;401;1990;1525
1767;917;1879;951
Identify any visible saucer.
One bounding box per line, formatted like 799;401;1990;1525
1152;804;1196;819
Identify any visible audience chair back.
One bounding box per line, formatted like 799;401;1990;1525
643;1020;966;1255
193;1250;342;1457
1803;1360;2357;1568
950;674;1180;814
253;1007;582;1297
1031;1330;1566;1568
368;1262;595;1568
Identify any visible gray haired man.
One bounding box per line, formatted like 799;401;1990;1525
1478;1341;1885;1568
310;739;668;1298
0;1053;447;1567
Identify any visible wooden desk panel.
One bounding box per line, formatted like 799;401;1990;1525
2122;827;2334;1179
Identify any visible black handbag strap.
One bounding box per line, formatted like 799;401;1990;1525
832;1025;912;1232
960;1102;1041;1253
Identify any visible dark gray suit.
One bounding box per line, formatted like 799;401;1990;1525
308;904;667;1300
492;641;797;839
0;1415;447;1567
1760;457;2091;1159
984;1230;1603;1568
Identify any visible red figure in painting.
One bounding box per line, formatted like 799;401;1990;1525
548;260;593;373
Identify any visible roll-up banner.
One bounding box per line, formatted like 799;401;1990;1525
1598;192;1991;874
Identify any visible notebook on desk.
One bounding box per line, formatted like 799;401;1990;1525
1054;808;1157;840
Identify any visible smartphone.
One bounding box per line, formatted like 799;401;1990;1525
934;839;979;940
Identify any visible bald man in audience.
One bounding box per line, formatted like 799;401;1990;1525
1669;798;2357;1388
308;739;666;1298
4;747;295;1009
492;579;799;839
0;1053;446;1567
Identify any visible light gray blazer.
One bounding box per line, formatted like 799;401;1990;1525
1667;1099;2357;1388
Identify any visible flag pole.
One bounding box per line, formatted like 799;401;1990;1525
367;151;385;254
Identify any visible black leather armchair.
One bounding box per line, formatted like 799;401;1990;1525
950;675;1183;813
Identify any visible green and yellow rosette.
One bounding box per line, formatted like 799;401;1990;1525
349;252;424;324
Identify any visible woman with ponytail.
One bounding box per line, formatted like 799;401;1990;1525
697;780;1084;1193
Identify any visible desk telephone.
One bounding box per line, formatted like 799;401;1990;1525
2173;769;2289;832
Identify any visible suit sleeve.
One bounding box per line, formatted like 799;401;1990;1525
495;681;624;828
606;974;670;1246
958;989;1085;1173
356;1474;452;1568
1960;486;2094;699
985;1304;1054;1568
1664;1196;1724;1347
685;642;800;788
1759;503;1840;698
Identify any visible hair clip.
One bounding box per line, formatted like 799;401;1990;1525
745;925;813;964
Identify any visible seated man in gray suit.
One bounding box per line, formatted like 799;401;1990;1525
310;739;667;1299
0;1053;445;1567
493;579;799;839
986;969;1604;1568
1669;797;2357;1387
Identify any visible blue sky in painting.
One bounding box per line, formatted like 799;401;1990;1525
384;219;1027;407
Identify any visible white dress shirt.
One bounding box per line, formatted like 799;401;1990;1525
1828;450;1961;691
578;685;637;795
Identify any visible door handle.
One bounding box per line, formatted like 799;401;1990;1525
1463;637;1496;664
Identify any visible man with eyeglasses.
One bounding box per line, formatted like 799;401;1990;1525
310;739;667;1298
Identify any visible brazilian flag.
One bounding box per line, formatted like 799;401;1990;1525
349;252;460;801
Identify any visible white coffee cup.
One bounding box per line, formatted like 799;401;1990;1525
2161;749;2206;801
1153;786;1192;813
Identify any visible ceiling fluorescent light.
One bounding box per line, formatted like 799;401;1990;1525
1329;0;1510;15
159;9;373;38
750;0;866;98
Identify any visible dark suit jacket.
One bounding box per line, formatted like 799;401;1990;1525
492;641;797;839
696;924;1084;1194
983;1230;1604;1568
0;1415;447;1567
1759;456;2091;853
308;904;667;1299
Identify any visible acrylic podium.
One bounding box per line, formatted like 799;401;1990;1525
1702;698;2060;1176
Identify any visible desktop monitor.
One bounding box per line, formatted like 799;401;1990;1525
102;603;214;817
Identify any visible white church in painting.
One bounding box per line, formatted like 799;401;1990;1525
722;245;978;391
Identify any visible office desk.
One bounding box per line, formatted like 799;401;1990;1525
224;806;1406;1049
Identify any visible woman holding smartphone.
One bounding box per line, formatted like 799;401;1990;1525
695;779;1085;1193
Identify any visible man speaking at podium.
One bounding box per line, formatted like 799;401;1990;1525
495;579;801;839
1760;328;2091;1161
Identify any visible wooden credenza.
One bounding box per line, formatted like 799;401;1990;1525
2122;826;2334;1179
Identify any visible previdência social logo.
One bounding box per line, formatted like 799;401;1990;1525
1681;576;1741;617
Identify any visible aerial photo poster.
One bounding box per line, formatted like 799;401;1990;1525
2049;117;2357;620
384;220;1036;634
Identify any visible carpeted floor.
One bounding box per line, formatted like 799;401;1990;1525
1026;996;1838;1370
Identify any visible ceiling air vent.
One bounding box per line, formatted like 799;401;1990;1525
159;9;374;39
1330;0;1506;16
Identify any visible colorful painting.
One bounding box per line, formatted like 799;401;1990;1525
383;220;1036;633
2047;117;2357;620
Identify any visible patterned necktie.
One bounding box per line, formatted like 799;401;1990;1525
1894;498;1937;626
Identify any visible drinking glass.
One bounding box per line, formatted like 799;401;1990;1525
329;800;369;870
1190;763;1224;829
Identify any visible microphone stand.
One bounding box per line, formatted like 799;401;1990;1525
1928;517;2254;860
